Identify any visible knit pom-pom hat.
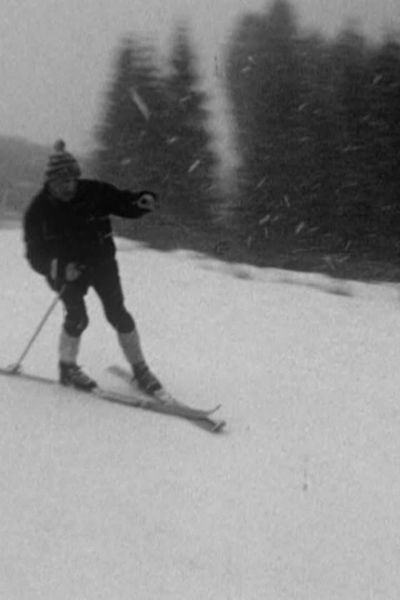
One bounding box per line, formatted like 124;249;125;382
45;139;81;182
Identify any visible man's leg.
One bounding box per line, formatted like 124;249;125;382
91;258;163;393
58;281;96;390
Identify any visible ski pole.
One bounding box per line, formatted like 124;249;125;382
8;286;66;373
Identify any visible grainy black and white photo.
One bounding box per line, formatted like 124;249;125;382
1;1;400;598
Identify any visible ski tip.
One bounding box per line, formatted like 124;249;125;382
205;403;222;417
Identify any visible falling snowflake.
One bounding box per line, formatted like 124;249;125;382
130;88;150;121
188;159;201;174
258;213;270;226
295;222;305;235
256;176;267;190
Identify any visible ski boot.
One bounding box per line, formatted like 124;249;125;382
59;362;97;391
133;361;163;396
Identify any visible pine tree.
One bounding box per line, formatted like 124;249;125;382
92;36;170;188
293;34;346;240
127;39;171;191
92;37;139;188
367;39;400;241
226;0;303;248
164;23;218;224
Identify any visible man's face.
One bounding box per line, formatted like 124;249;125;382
48;176;78;202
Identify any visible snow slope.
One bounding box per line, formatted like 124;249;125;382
1;225;400;599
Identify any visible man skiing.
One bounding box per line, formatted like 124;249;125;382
23;139;163;394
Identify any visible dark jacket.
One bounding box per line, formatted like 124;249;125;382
24;178;153;275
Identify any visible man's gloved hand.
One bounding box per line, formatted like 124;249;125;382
50;259;84;286
137;192;156;211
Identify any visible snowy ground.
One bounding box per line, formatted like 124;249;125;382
1;224;400;599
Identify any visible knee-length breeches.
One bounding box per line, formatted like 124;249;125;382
50;258;135;337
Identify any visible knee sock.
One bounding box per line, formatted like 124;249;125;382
117;329;145;368
59;329;81;364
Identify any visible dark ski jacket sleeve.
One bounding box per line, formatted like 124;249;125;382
95;180;155;219
23;198;53;275
23;179;157;276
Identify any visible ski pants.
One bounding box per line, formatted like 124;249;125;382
47;257;135;337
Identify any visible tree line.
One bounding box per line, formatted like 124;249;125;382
0;137;49;215
91;1;400;260
90;24;219;238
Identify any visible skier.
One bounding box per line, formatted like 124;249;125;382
23;139;163;394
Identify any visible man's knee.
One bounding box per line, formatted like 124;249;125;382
105;306;135;333
64;311;89;336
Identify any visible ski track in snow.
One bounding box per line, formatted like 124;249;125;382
1;226;400;599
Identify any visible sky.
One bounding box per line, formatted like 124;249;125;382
0;0;399;156
2;226;400;598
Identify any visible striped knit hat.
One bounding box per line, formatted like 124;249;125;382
45;139;81;182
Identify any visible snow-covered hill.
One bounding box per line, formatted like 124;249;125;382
1;225;400;599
